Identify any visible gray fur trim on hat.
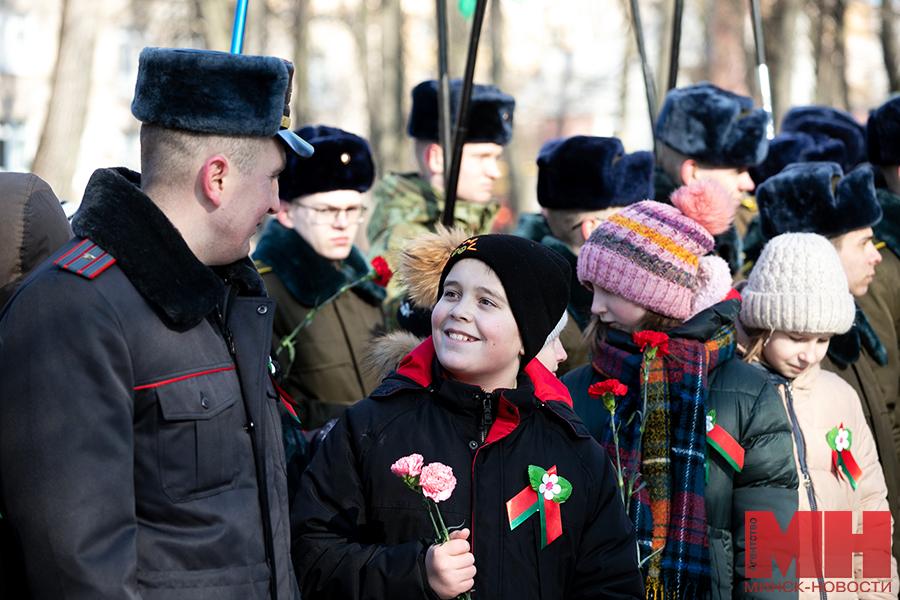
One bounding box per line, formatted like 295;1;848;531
739;233;855;334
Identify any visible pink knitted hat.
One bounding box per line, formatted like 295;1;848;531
577;180;735;320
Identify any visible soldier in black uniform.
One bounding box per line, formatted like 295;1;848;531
0;47;312;600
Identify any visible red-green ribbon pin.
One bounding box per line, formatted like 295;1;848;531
706;410;745;480
827;423;862;490
506;465;571;548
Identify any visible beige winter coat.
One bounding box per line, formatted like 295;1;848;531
771;363;899;600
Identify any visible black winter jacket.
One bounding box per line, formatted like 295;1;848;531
562;301;800;600
0;168;299;600
291;338;645;600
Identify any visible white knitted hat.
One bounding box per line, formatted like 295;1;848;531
740;233;855;334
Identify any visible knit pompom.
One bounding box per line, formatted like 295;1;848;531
670;180;736;236
690;255;733;317
396;224;471;309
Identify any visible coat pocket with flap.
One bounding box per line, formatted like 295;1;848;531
154;367;243;503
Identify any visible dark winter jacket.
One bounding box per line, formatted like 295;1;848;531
562;301;799;600
253;220;386;429
0;172;72;308
291;338;646;600
0;168;299;600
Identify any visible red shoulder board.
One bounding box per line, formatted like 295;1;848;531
54;239;116;279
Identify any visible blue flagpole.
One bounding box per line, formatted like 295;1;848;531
230;0;249;54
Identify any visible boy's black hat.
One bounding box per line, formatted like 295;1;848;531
408;79;514;146
781;105;866;171
655;82;769;167
537;136;654;210
278;125;375;201
131;47;313;157
867;96;900;166
757;161;882;240
437;234;570;365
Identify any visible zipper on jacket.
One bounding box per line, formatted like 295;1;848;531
477;390;494;444
214;284;238;356
783;380;827;600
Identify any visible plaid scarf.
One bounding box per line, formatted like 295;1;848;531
590;322;736;599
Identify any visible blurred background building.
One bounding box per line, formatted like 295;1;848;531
1;0;896;226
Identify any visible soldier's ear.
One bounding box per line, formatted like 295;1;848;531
425;143;444;175
680;159;699;186
201;155;229;207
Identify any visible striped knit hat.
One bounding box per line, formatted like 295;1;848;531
577;181;735;320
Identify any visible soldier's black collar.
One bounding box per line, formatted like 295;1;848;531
72;167;265;327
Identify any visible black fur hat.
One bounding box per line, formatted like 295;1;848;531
278;125;375;200
781;105;866;170
407;79;514;145
537;136;654;210
656;82;769;167
867;96;900;166
757;162;882;240
749;131;854;186
437;234;570;366
131;47;313;157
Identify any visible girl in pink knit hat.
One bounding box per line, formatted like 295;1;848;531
561;181;798;600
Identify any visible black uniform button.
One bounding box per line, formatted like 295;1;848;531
507;405;516;415
468;440;478;450
201;397;210;409
257;305;268;315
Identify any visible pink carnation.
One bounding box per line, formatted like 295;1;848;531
391;454;424;478
419;462;457;503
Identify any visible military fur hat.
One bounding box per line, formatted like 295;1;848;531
867;96;900;166
655;82;769;167
749;131;856;186
279;125;375;200
408;79;514;145
757;161;882;240
537;136;654;210
131;47;313;157
781;105;866;171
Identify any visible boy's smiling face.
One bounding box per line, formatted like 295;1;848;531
432;259;524;392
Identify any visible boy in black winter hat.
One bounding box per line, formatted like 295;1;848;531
292;234;644;600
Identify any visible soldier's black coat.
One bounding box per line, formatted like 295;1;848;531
0;168;299;600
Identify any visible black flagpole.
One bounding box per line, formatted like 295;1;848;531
628;0;658;147
436;0;453;193
667;0;684;91
442;0;489;227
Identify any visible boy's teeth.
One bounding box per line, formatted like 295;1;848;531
449;332;471;341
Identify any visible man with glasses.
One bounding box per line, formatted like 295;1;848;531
254;125;386;434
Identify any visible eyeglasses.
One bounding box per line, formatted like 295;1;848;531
295;203;367;225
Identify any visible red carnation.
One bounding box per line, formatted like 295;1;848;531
633;330;670;357
588;379;628;399
371;256;393;287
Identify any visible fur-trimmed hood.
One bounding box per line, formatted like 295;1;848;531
71;167;266;327
253;220;385;307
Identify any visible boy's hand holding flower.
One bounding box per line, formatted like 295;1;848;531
426;528;476;600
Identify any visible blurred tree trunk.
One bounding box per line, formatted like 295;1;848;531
31;0;102;201
489;0;521;213
379;0;405;173
882;0;900;94
706;0;751;96
291;0;311;127
810;0;849;110
196;0;231;52
763;0;801;130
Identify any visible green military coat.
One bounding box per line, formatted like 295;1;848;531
254;221;386;430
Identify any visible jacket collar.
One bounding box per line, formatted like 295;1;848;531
875;187;900;259
71;167;265;327
253;220;386;307
372;337;587;438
